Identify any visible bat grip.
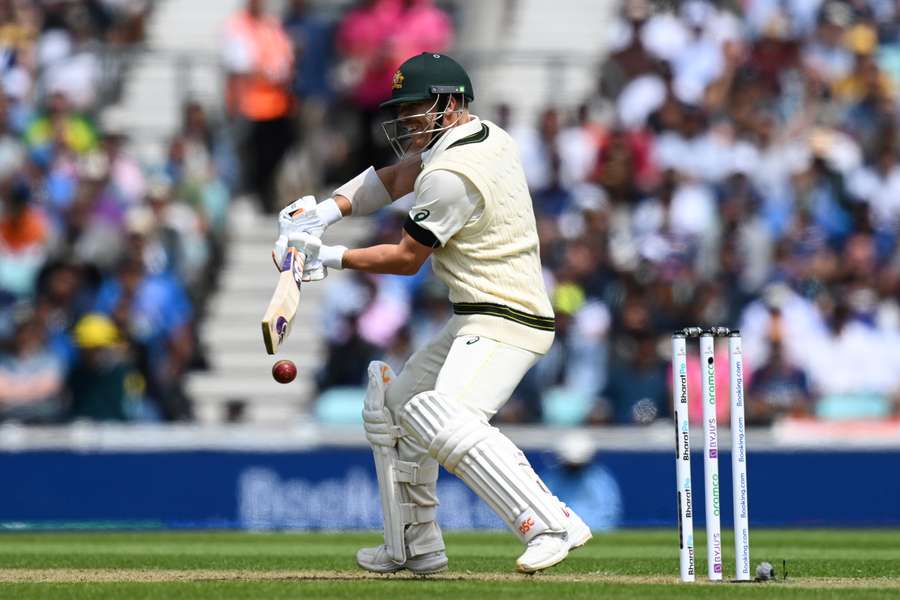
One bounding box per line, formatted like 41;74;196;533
291;249;306;285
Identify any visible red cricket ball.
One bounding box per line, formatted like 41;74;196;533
272;359;297;384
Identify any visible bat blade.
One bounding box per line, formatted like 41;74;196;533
261;249;304;354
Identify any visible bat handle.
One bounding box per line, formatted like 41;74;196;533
273;235;289;270
292;249;306;285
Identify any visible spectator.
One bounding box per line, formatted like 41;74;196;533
669;1;727;105
512;108;558;191
601;0;661;98
801;1;854;83
223;0;295;213
832;24;891;104
0;305;64;423
318;313;379;390
167;101;233;246
283;0;335;104
96;107;146;207
335;0;400;110
33;259;92;369
532;155;574;217
391;0;453;63
847;147;900;235
558;104;604;185
40;3;102;110
805;298;900;416
0;93;24;178
65;151;128;271
0;0;37;81
747;341;812;424
24;90;97;158
0;178;48;297
97;0;152;47
335;0;453;169
593;331;667;425
67;312;137;421
94;257;194;421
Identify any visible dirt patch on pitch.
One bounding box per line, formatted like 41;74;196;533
0;569;898;589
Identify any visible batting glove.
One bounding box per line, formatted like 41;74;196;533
288;231;347;271
278;195;342;240
273;196;343;280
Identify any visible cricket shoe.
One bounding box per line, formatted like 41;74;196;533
356;545;448;575
516;532;569;573
563;506;592;550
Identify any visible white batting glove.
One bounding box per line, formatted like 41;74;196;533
278;195;343;240
273;196;342;280
271;235;332;282
288;231;347;271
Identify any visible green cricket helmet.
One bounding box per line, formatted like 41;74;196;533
381;53;474;158
381;52;474;108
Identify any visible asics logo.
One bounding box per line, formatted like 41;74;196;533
519;517;535;535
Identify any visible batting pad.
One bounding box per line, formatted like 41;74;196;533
363;362;439;563
401;390;567;543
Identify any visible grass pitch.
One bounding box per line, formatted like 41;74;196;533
0;529;898;599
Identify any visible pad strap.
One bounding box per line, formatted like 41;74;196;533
395;461;440;484
400;504;437;523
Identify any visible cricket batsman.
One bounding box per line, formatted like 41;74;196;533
273;52;591;573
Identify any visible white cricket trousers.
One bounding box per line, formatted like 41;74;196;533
387;316;541;421
382;316;542;554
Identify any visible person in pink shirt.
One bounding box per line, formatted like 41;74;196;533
336;0;454;166
336;0;402;110
390;0;454;75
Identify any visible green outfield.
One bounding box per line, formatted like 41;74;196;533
0;530;898;599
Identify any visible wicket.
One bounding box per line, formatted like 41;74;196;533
672;327;750;582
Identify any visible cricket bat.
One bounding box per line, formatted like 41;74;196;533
261;246;305;354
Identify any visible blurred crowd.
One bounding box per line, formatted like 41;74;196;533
0;0;231;423
4;0;898;428
318;0;900;426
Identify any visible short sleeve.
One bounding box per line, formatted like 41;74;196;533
404;169;479;248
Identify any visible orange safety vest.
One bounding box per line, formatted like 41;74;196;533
226;12;293;121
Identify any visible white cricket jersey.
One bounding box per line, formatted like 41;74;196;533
403;116;555;354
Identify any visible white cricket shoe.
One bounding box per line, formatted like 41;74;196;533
516;532;570;573
356;545;448;575
563;507;593;550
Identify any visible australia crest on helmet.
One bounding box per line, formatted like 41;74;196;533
392;69;404;90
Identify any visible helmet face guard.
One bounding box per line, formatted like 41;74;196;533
381;93;467;159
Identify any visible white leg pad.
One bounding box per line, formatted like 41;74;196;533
364;361;441;563
363;362;403;564
400;390;567;543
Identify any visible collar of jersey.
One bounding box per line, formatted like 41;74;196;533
422;115;482;163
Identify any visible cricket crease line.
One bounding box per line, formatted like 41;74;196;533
0;569;898;588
